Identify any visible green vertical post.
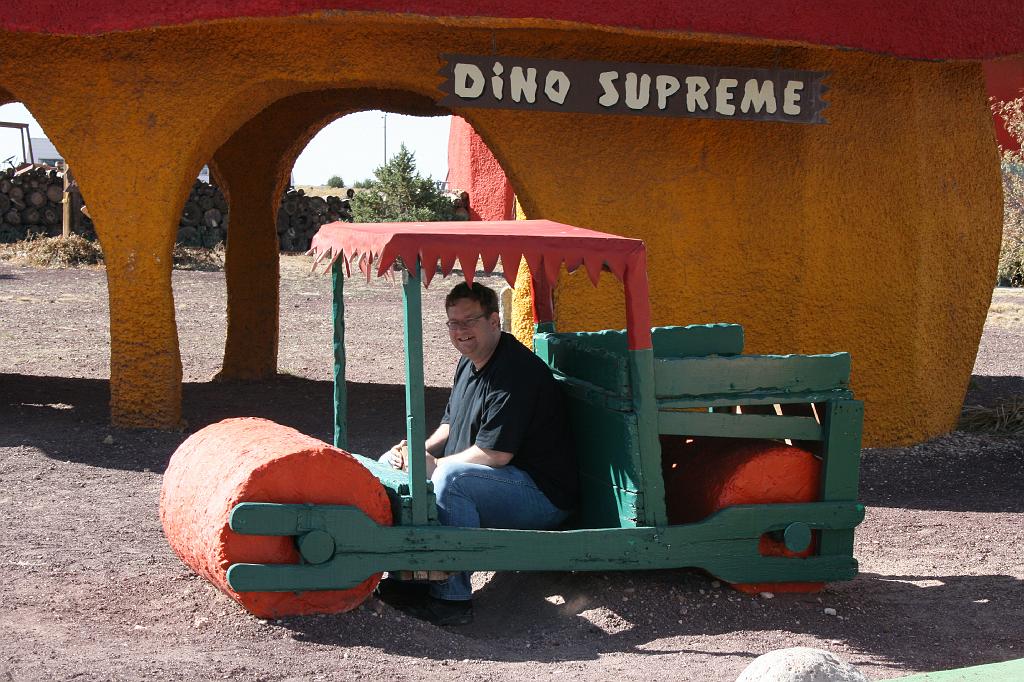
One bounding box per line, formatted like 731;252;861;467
332;260;347;450
629;348;668;527
402;260;429;526
818;399;864;557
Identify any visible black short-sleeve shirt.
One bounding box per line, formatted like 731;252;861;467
441;332;577;510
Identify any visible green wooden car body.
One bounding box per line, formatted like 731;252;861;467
226;259;864;594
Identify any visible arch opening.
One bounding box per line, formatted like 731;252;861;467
189;87;527;430
0;102;94;246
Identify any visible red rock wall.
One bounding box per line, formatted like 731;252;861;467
446;116;514;221
985;58;1024;152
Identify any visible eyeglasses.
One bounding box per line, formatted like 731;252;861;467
445;313;487;331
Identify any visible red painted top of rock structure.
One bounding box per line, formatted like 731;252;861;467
3;1;1024;61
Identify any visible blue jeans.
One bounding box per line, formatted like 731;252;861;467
429;461;569;601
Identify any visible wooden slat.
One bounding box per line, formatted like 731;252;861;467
654;353;851;398
575;472;643;529
350;453;438;525
564;390;643;491
630;347;667;527
226;501;865;592
350;452;412;493
544;324;744;358
402;263;429;526
551;373;632;411
657;389;853;409
536;324;747;397
332;262;347;450
535;333;630;395
651;323;744;358
658;411;824;441
818;399;864;557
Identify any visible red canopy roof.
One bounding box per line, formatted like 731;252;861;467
310;219;654;350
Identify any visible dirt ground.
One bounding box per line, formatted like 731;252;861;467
0;256;1022;681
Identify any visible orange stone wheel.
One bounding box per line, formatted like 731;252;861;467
661;436;824;594
160;417;392;617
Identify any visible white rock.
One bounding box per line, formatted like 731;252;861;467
824;607;838;616
103;435;114;445
759;591;775;599
736;647;867;682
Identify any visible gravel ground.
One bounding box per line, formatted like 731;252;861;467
0;257;1021;681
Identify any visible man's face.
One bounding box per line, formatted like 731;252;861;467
446;298;501;366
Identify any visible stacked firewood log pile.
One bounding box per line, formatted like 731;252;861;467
177;184;353;251
0;171;353;252
176;180;230;248
0;166;91;242
276;189;352;252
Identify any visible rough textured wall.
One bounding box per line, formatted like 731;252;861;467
510;200;535;348
481;46;1002;447
503;53;1002;447
0;15;1003;444
446;116;514;221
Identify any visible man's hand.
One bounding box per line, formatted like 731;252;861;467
379;440;407;471
379;440;439;477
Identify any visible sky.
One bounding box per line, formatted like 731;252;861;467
0;103;452;186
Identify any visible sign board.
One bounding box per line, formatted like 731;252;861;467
439;54;829;124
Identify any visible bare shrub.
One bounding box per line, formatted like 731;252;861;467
172;243;225;271
0;236;225;271
960;397;1024;434
0;234;103;268
994;96;1024;286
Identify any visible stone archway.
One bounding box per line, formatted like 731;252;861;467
207;89;452;382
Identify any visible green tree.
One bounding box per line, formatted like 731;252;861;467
995;96;1024;286
326;175;345;188
350;144;455;222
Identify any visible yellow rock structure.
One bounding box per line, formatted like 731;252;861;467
0;14;1002;445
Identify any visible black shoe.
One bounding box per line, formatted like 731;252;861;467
374;578;430;610
401;595;473;626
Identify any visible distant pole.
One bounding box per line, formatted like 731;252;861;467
62;165;71;239
383;112;388;163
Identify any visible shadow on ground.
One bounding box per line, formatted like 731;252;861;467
3;371;1021;509
860;434;1023;514
965;375;1024;408
0;373;448;472
277;568;1022;672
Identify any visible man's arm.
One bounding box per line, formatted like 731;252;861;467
425;423;450;456
419;444;512;478
438;444;513;469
